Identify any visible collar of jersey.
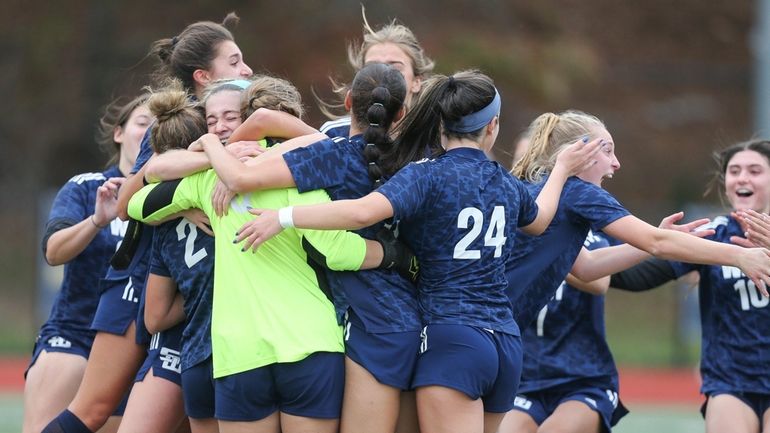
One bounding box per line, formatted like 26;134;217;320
445;146;489;160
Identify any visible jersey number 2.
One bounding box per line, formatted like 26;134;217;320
453;206;507;259
176;220;208;268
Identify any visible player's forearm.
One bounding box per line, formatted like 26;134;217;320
571;243;650;282
145;150;210;183
44;218;102;265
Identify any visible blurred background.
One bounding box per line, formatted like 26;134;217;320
1;0;765;430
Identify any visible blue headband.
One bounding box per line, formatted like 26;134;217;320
444;89;501;134
222;79;251;90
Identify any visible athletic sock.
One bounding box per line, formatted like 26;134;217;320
41;409;93;433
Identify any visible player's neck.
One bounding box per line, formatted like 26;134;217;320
443;137;481;152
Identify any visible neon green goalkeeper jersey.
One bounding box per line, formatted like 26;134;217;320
128;169;366;378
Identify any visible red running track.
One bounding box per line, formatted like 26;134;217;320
0;357;702;404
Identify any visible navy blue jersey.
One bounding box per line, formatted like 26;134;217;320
670;215;770;394
507;177;629;328
318;117;351;140
42;166;127;333
377;147;537;334
150;217;215;371
282;135;420;332
519;231;618;393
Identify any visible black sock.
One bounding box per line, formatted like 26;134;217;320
41;409;93;433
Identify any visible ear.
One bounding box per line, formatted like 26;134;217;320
486;116;499;136
113;125;124;144
344;90;353;111
410;75;423;94
193;69;212;87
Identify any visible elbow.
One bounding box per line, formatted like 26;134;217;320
593;282;610;296
45;251;63;267
349;207;377;229
144;311;161;335
570;265;591;282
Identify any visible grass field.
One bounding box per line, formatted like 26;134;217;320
0;392;703;433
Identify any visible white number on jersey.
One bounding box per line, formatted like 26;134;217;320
536;282;565;337
734;279;769;310
453;206;507;259
176;219;208;268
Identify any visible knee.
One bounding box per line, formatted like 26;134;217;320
69;402;116;430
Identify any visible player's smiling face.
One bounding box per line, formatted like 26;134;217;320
577;127;619;186
725;149;770;213
205;89;243;143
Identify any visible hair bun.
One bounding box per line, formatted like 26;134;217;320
147;81;190;123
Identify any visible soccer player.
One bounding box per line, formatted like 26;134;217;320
611;139;770;433
23;94;151;433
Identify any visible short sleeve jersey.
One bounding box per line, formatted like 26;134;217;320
42;166;127;333
377;147;538;334
506;177;629;328
518;231;618;393
318;117;351;140
128;169;367;378
282;135;420;332
669;215;770;394
149;217;215;371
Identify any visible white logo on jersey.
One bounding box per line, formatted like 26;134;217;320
110;219;128;238
47;336;72;348
584;230;604;247
721;265;745;280
121;278;139;303
229;193;257;214
606;390;619;408
513;396;533;410
584;397;597;408
69;172;106;185
159;347;182;373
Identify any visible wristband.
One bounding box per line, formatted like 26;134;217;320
90;215;108;229
278;206;295;229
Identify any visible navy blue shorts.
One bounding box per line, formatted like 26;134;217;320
26;325;130;417
702;390;770;420
214;351;345;421
512;384;629;432
412;324;522;413
91;276;142;335
25;326;94;377
182;357;216;419
135;324;183;386
343;309;420;390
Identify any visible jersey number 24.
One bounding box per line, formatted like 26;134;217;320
453;206;507;259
